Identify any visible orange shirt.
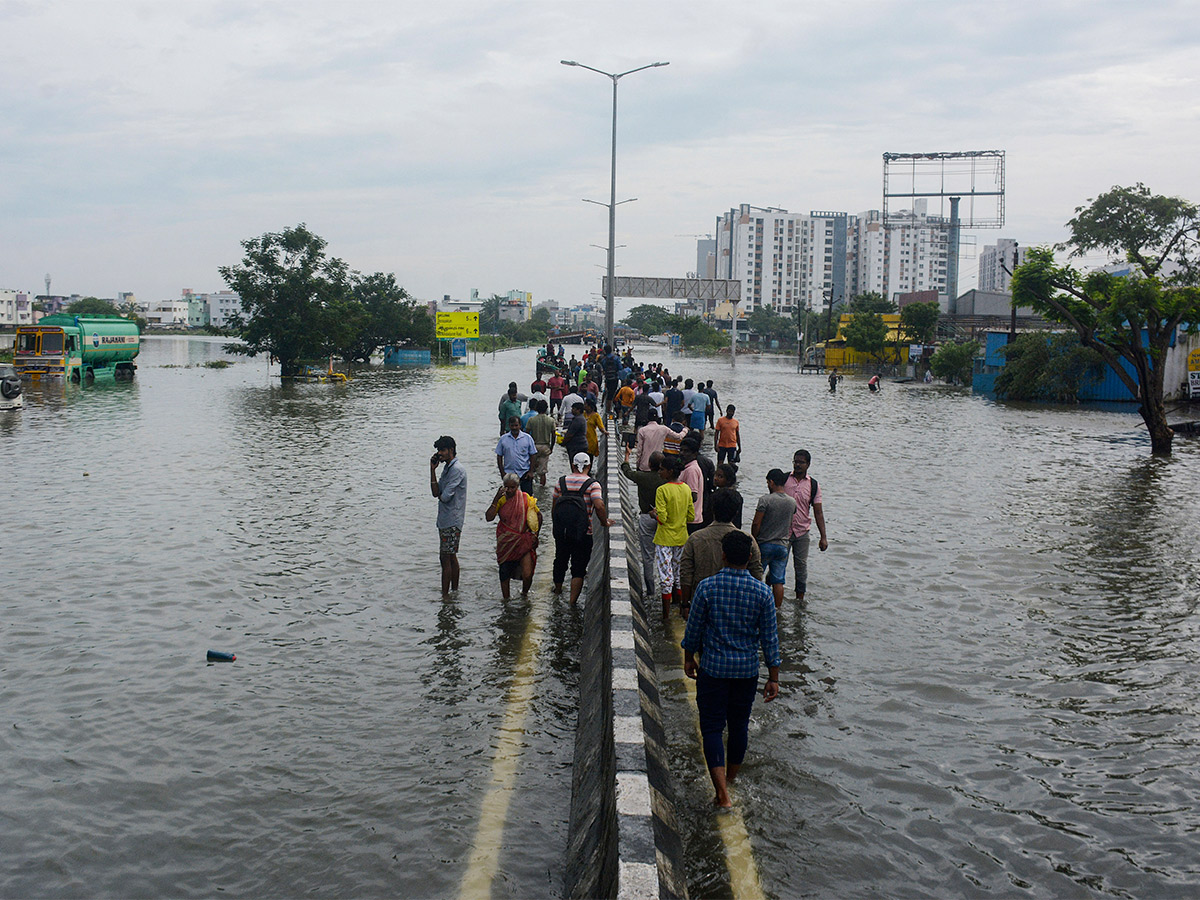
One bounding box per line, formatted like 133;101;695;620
715;416;739;448
615;385;635;406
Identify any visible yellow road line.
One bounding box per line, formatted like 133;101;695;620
667;614;766;900
458;591;549;900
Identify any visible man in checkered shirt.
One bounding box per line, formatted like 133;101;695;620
681;529;781;810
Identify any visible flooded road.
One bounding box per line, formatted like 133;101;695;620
2;337;1198;898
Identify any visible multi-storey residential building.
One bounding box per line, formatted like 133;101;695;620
714;200;953;315
181;290;241;328
870;199;950;303
0;290;34;326
715;205;857;315
977;239;1026;293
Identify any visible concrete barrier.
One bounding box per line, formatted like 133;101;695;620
565;429;687;900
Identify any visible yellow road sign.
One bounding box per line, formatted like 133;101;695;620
436;312;479;339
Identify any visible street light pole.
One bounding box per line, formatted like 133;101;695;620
562;59;669;348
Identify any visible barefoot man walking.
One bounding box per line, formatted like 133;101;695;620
681;530;780;810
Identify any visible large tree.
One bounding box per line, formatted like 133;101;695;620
848;291;895;314
1012;184;1200;455
220;224;351;376
621;303;674;336
335;272;432;362
66;296;119;316
746;306;796;346
994;332;1106;403
900;300;940;344
930;341;980;386
842;310;890;363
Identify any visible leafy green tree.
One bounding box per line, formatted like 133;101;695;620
842;310;889;362
481;295;503;335
621;303;675;336
847;291;895;314
900;300;940;344
1012;184;1200;455
676;316;726;350
334;272;431;362
746;307;796;347
994;332;1106;402
220;224;352;376
66;296;118;316
930;341;980;385
117;299;147;333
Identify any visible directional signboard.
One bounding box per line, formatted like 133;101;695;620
451;338;467;358
436;312;479;339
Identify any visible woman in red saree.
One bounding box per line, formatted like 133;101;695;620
485;474;542;598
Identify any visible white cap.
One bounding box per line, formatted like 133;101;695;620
572;452;591;470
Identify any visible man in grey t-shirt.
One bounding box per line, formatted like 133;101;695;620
430;435;467;595
751;468;797;608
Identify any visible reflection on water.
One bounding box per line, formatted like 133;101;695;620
2;338;1198;898
645;355;1200;899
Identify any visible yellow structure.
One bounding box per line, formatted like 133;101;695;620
436;312;480;339
822;314;911;369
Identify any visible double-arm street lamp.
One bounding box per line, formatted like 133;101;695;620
561;59;669;347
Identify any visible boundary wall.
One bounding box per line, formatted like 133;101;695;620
565;429;687;899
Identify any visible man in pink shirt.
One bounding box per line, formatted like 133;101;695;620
634;408;674;471
783;448;828;604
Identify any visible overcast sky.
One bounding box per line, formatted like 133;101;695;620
3;0;1198;313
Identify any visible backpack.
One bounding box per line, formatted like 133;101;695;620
553;476;596;543
803;476;818;509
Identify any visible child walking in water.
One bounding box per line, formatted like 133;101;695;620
652;455;694;620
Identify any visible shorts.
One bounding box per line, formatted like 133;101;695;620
758;541;789;585
438;526;462;555
553;533;593;583
498;558;522;581
533;444;552;476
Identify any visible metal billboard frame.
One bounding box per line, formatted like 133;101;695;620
882;150;1005;228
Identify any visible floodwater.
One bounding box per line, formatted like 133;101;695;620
1;337;1198;899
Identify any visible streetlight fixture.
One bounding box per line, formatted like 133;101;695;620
562;58;669;347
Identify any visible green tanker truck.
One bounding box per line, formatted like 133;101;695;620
13;314;140;383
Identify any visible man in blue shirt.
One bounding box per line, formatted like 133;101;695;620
430;435;467;595
682;530;780;809
496;416;538;493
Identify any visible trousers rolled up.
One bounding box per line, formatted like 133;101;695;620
790;532;811;595
638;512;657;597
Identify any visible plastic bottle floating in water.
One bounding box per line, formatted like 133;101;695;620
206;650;236;662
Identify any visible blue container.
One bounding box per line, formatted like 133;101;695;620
206;649;236;662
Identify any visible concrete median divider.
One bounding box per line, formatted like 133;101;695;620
564;429;687;900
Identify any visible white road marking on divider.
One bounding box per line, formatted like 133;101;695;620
666;615;766;900
457;591;550;900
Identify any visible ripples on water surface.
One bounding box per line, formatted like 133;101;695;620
2;338;1198;898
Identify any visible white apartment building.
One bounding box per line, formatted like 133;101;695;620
0;290;34;326
715;205;856;315
714;201;951;315
182;289;241;328
978;239;1027;293
140;299;190;326
870;199;950;304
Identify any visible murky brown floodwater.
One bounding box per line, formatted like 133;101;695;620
2;337;1198;898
